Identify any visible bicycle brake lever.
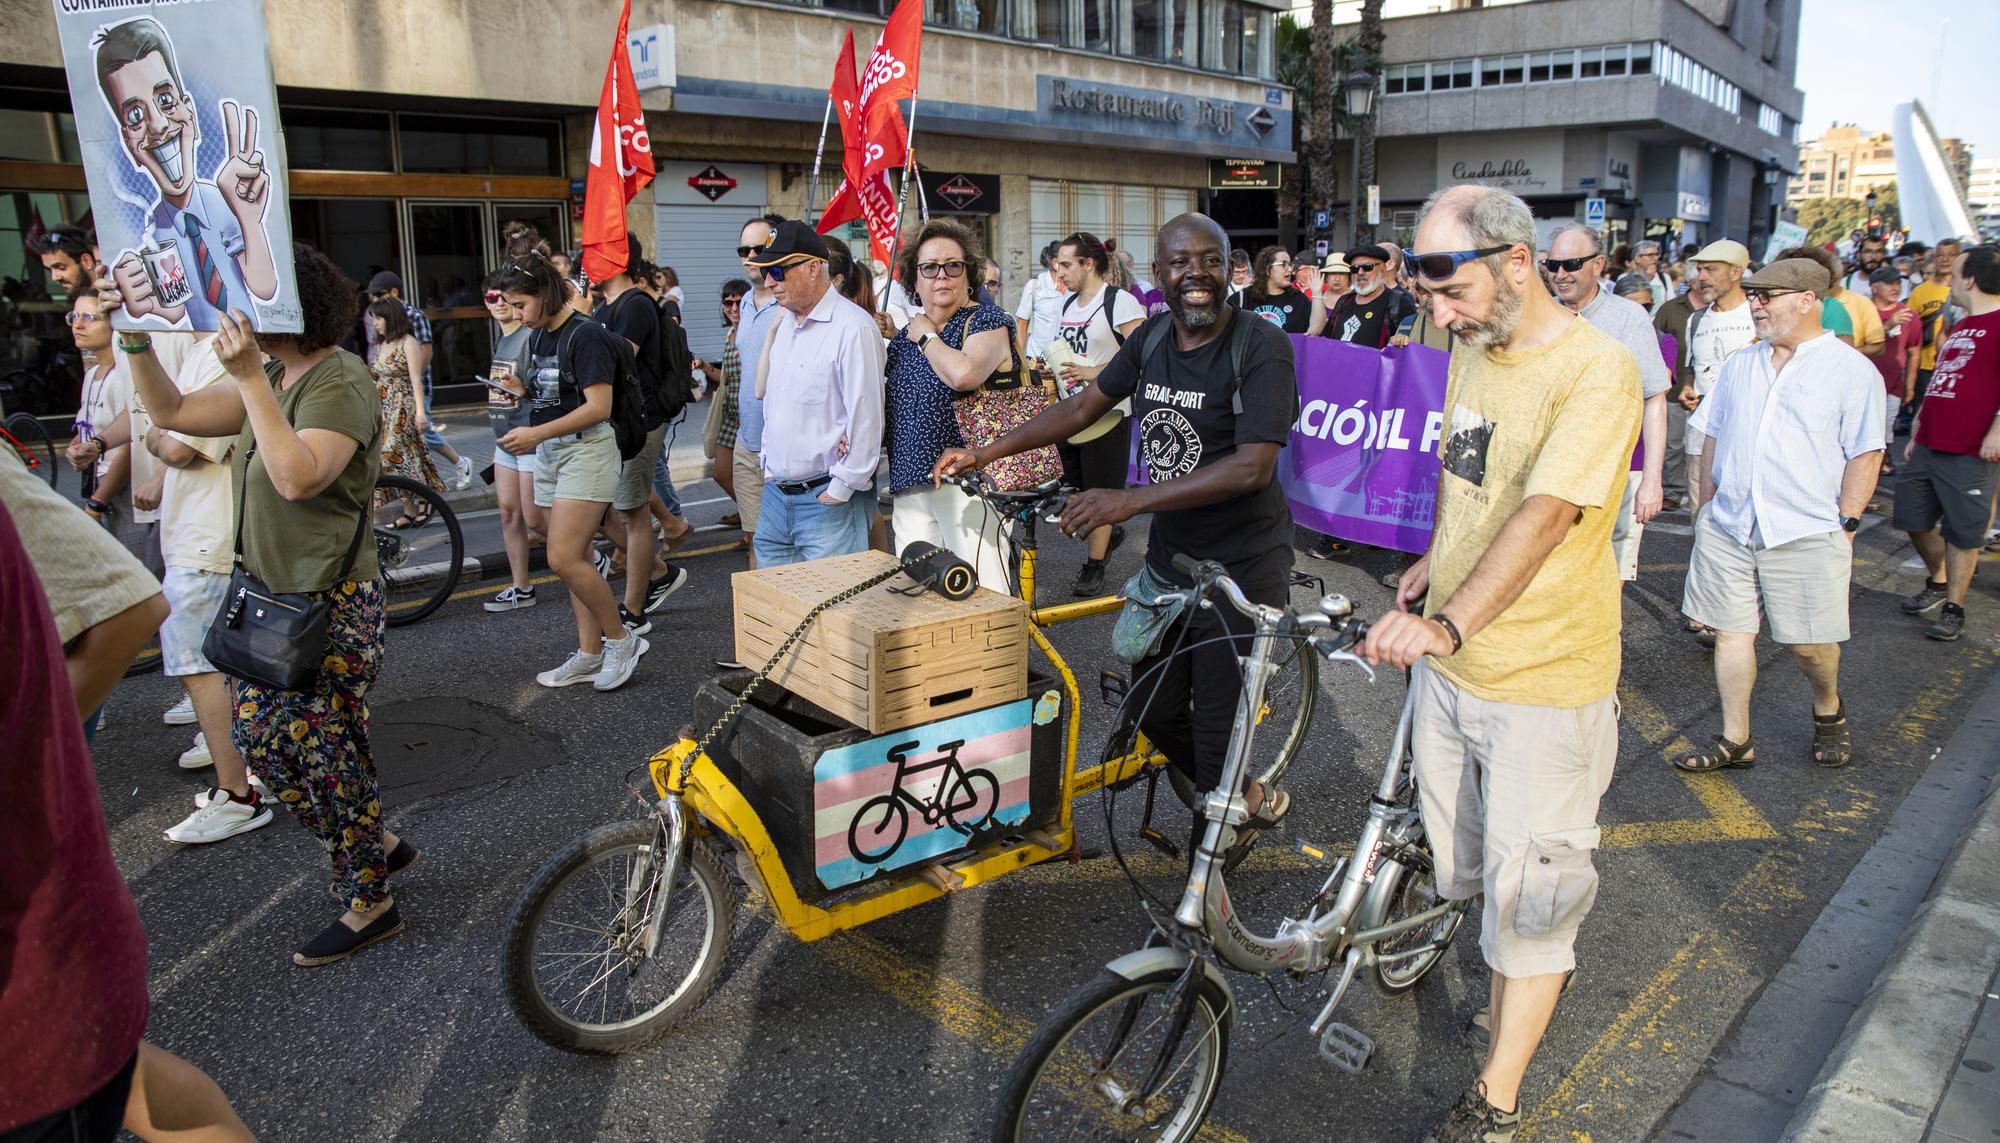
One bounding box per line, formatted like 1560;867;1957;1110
1320;647;1377;684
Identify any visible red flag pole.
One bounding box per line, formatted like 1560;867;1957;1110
805;95;834;226
883;95;920;284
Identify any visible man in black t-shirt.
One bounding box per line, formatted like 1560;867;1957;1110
936;213;1299;854
1324;244;1417;349
593;235;689;630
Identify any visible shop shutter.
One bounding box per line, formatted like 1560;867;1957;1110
654;201;766;363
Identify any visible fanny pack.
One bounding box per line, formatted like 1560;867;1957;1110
1110;562;1190;666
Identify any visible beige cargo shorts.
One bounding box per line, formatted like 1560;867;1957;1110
1409;659;1619;979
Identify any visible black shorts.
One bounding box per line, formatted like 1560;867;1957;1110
1892;442;2000;550
1059;417;1132;492
0;1050;137;1143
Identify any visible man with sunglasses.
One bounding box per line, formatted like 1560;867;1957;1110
744;220;884;567
724;214;788;582
1545;224;1672;578
1324;243;1416;350
1677;258;1882;775
1358;185;1640;1143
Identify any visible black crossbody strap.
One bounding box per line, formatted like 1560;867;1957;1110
231;371;373;586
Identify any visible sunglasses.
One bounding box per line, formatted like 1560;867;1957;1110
1744;288;1805;305
1541;256;1598;274
1403;245;1513;281
763;260;809;282
483;290;505;304
737;244;766;258
722;297;742;307
918;260;968;280
1349;261;1382;273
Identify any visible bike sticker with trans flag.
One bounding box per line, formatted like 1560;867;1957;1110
814;700;1034;890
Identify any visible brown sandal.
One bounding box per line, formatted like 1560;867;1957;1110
1811;702;1852;768
1673;734;1755;773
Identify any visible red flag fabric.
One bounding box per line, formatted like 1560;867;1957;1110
857;0;921;184
831;29;864;190
581;0;656;284
856;170;902;270
817;180;863;234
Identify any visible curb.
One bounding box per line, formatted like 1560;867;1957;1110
1779;702;2000;1140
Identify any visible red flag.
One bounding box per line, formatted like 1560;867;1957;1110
856;170;902;270
831;29;864;189
817;180;863;234
20;206;46;259
581;0;656;284
857;0;922;184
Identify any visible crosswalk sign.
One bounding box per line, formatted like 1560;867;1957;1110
1585;197;1606;228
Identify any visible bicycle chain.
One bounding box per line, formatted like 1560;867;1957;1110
674;550;941;790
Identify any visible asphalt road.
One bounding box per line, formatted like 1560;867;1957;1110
91;459;2000;1142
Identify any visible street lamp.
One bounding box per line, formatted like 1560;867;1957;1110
1342;68;1376;246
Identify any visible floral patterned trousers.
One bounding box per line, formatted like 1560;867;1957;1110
231;579;391;911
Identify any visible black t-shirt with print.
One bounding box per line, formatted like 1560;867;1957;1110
1097;309;1298;593
597;290;664;429
1325;288;1416;348
1231;286;1313;334
527;314;619;429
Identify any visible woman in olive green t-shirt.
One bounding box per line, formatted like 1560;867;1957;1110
114;243;419;968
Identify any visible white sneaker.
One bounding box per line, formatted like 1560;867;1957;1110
164;788;273;844
177;732;213;770
204;772;271;806
485;585;539;612
163;694;197;725
453;454;474;490
592;547;613;580
593;634;649;691
536;650;604;688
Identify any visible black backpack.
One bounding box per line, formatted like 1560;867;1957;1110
556;317;648;461
656;315;695;422
1132;303;1260;417
1060;284;1129;346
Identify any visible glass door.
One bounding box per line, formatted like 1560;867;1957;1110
404;201;491;386
492;202;568;262
291;197;401;354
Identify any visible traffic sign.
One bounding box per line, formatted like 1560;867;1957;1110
1584;197;1607;227
1579;176;1598;191
1313;209;1331;230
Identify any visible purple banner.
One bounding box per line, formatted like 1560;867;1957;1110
1281;336;1449;554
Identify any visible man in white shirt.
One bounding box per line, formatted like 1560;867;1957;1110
1546;224;1671;579
1676;258;1883;776
1679;240;1759;511
748;221;885;567
1014;240;1067;360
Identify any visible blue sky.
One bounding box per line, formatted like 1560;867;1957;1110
1795;0;1996;156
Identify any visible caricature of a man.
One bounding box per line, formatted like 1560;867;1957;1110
93;17;276;327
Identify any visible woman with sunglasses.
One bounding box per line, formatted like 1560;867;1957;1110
886;219;1021;590
481;275;545;609
697;279;751;535
1232;245;1325;335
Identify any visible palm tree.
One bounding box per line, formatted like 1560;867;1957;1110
1277;14;1356;253
1307;0;1337;250
1354;0;1386;244
1276;14;1311;252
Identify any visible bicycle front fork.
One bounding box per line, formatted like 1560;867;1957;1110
641;795;691;958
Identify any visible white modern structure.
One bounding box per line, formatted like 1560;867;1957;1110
1894;101;1977;244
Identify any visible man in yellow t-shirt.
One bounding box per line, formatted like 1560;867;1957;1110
1906;239;1961;426
1362;185;1640;1143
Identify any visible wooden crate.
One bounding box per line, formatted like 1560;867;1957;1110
733;550;1030;734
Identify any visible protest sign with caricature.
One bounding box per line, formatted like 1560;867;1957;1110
51;0;300;331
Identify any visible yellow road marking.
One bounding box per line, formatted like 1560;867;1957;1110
1522;638;1999;1140
1601;687;1780;850
385;539;748;613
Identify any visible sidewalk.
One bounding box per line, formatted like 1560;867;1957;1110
1661;666;2000;1142
429;401;718;518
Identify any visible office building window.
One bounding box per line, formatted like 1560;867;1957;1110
1440;58;1474;90
398;114;561;177
284;108;394;172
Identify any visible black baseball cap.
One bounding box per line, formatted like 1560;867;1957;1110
1868;266;1904;286
366;271;403;294
746;220;829;267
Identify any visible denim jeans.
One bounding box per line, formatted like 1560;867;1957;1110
421;375;448;453
753;482;877;567
651;421;683;516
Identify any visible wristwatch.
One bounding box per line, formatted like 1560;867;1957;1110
915;332;934;352
1840;515;1862;533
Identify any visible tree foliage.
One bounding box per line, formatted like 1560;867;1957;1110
1796;183;1901;248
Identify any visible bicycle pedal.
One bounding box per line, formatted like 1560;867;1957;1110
1099;670;1129;707
1139;827;1180;859
1318;1021;1374;1074
1295;839;1334;865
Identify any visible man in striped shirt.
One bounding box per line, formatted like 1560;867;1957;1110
1676;258;1883;775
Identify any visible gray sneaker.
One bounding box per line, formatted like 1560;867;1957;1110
1423;1082;1520;1143
165;788;273;844
1926;602;1966;642
594;633;649;691
536;649;604;688
484;585;538;612
1902;579;1949;616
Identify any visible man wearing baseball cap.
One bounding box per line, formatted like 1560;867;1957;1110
745;220;885;566
1675;257;1882;775
1675;239;1757;514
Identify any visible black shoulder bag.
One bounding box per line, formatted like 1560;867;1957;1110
203;440;370;692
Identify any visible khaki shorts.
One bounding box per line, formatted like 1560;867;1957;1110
1610;469;1642;582
1682;510;1852;644
532;423;620;509
1410;659;1618;979
613;423;667;512
732;448;763;532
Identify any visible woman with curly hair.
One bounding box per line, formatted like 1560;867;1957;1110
368;297;444;521
109;243;419;967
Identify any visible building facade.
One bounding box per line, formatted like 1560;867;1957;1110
1789;123;1897;205
1357;0;1802;256
0;0;1293;409
1967;159;2000;240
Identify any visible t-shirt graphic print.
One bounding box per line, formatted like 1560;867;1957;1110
1139;401;1205;480
1441;404;1495;487
529;346;563;416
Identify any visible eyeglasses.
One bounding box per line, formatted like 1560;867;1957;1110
1744;288;1805;305
64;311;103;327
983;278;1002;290
1403;245;1513;281
737;244;766;258
1349;261;1382;274
917;260;968;280
483;291;505;304
1541;256;1598;274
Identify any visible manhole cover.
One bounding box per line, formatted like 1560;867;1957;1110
370;695;566;801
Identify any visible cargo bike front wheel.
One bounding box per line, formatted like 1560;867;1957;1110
503;817;736;1054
